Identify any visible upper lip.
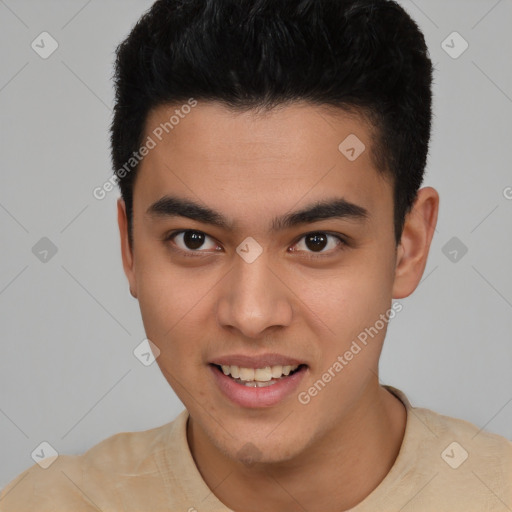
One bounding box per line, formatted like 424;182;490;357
210;353;306;368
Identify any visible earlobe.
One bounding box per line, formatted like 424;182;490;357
117;198;138;299
392;187;439;299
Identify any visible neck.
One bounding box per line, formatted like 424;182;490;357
187;383;406;512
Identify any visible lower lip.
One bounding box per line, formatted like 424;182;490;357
210;364;307;408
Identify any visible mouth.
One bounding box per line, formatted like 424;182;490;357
210;363;307;387
209;361;309;408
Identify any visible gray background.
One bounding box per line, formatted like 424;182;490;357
1;0;511;489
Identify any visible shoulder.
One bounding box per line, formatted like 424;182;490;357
0;419;178;511
388;385;512;465
80;418;175;473
413;403;512;461
0;454;94;511
382;386;512;510
407;403;512;508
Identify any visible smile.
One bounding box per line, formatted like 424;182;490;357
210;363;308;407
215;364;303;387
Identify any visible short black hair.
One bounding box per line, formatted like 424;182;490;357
110;0;433;247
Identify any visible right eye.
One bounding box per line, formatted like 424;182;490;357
164;230;222;256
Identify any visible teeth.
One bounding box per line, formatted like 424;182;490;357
242;380;277;387
271;366;284;378
239;367;255;381
254;367;273;381
217;364;300;382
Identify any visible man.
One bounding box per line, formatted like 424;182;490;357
1;0;511;510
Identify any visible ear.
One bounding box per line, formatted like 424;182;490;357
117;198;138;299
392;187;439;299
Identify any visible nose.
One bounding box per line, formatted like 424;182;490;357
216;252;293;339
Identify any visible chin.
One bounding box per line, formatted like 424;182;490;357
223;430;308;467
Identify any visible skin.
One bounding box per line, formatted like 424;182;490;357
118;101;439;511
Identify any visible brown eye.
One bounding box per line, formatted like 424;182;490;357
304;233;329;252
290;232;347;258
167;230;220;254
182;231;206;250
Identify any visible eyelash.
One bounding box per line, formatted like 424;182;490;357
162;230;349;260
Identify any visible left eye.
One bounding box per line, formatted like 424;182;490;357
290;232;345;256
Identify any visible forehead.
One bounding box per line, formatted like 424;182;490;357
134;101;392;230
142;100;376;166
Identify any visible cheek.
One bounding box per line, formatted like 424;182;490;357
137;275;175;335
303;254;395;357
135;244;191;325
135;262;216;363
134;255;185;344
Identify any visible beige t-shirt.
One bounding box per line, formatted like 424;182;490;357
1;385;511;511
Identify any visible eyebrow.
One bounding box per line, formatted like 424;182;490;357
146;195;369;232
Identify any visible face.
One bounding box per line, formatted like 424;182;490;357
118;101;412;465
